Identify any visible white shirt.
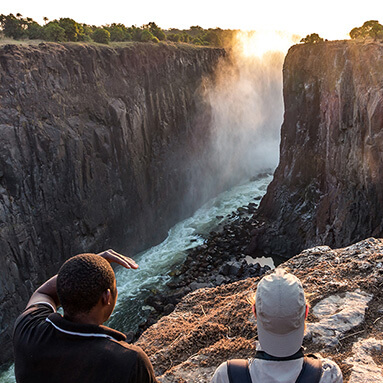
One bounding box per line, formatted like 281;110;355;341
211;355;343;383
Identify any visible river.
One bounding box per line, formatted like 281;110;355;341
0;172;273;382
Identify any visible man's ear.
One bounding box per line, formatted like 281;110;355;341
305;304;309;319
101;289;112;306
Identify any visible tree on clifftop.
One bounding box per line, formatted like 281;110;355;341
58;18;82;41
0;13;27;39
142;22;166;41
300;33;324;44
92;28;111;44
0;13;43;39
349;20;383;40
43;22;65;42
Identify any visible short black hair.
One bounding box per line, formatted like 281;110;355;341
57;254;115;316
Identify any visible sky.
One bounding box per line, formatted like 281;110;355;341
2;0;383;40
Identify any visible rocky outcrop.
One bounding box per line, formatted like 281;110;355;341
137;237;383;382
138;195;273;337
250;40;383;258
0;42;223;364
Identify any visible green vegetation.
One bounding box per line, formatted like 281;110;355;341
2;14;383;49
44;22;65;42
349;20;383;40
0;13;235;47
92;28;111;44
300;33;324;44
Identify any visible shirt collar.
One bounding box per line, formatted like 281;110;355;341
46;313;127;342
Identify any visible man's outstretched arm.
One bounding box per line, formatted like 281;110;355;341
26;275;60;311
25;249;138;311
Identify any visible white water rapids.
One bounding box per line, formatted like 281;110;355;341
0;172;273;382
108;172;274;331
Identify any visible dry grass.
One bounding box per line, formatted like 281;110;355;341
0;34;213;50
0;36;45;46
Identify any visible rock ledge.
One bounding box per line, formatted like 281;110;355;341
137;237;383;383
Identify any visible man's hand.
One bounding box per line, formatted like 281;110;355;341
97;249;139;270
25;250;138;311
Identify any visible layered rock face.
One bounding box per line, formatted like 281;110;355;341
0;42;223;364
138;237;383;382
252;41;383;258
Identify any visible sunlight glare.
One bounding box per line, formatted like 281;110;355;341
234;30;299;58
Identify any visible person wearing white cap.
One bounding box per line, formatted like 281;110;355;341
211;268;343;383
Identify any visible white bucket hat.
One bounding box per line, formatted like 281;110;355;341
255;268;306;357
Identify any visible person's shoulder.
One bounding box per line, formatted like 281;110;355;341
13;303;55;346
14;302;55;329
112;341;153;366
319;357;343;383
113;342;158;382
211;361;230;383
114;340;147;355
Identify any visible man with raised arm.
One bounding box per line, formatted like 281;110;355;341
13;249;158;383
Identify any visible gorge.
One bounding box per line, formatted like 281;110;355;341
133;40;383;383
1;37;383;383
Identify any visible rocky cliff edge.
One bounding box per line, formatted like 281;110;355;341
250;40;383;259
137;237;383;383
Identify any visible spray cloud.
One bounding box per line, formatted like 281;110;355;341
203;30;298;190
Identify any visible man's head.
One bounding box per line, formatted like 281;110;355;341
57;254;117;319
255;268;307;357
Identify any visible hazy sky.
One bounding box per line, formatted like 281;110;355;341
3;0;383;40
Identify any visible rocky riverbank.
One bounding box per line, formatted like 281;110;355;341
136;237;383;383
135;173;276;339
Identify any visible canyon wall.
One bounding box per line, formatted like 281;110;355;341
0;42;223;365
250;40;383;258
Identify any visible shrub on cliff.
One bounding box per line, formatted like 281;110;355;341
202;30;222;47
192;36;209;46
58;18;82;41
77;23;93;42
181;33;191;43
300;33;324;44
142;22;166;41
129;25;143;41
105;23;132;41
188;25;204;37
140;29;155;42
92;28;111;44
153;29;166;41
27;21;44;39
43;22;66;42
350;20;383;40
167;33;181;42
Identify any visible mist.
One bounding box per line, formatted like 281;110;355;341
202;31;296;191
